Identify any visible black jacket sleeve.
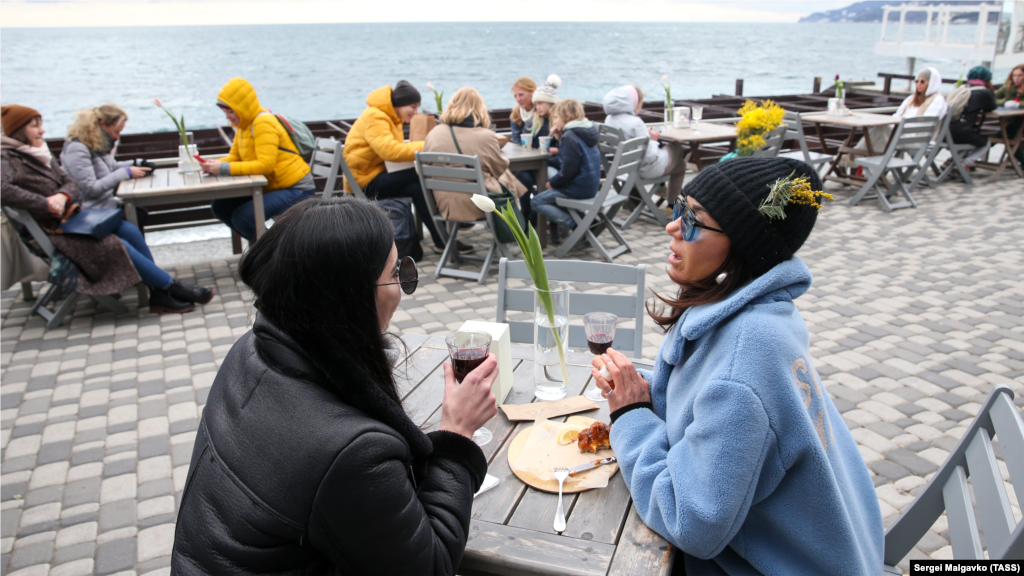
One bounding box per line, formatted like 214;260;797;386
548;132;581;191
307;429;486;575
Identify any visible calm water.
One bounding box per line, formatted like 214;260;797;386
1;21;1009;245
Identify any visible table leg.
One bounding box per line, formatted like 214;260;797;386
123;202;149;306
991;117;1024;180
689;142;703;171
252;186;267;239
536;161;548;249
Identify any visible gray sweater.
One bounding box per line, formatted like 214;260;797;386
59;139;132;210
602;86;669;179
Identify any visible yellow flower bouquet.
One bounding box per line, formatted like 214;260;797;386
722;100;786;161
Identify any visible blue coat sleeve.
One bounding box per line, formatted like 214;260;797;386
510;119;523;145
609;379;774;559
548;133;581;190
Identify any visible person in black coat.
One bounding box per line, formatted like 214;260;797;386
170;196;498;575
950;66;998;168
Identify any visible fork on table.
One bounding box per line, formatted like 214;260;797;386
553;467;569;533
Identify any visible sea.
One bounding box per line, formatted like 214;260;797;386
0;21;1011;246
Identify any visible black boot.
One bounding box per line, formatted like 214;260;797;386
148;288;194;314
168;280;214;305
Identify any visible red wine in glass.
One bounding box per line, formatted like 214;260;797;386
452;350;488;383
587;333;614;355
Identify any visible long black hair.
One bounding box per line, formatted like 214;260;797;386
238;196;401;405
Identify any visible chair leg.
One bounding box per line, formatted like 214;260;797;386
849;166;885;206
433;224;460;280
44;291;80;329
619;181;668;230
476;239;498;285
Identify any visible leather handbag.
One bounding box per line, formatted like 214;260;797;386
53;203;123;239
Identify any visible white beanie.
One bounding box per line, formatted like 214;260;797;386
532;74;562;105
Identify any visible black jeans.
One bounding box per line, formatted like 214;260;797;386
365;169;444;248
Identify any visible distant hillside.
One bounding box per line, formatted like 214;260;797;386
799;0;1002;23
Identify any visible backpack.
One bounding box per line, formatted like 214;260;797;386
946;85;985;122
251;112;316;160
376;198;423;262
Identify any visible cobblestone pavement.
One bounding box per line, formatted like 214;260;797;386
1;175;1022;575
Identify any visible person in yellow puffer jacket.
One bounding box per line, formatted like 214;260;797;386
344;81;469;255
200;78;314;242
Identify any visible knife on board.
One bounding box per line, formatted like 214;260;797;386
567;457;617;477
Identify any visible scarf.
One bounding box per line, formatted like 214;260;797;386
967;79;987;87
16;143;52;167
95;131;115;155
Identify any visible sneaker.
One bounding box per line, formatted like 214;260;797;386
168;280;215;305
148;288;194;314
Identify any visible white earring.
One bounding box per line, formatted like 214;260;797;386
716;272;728;285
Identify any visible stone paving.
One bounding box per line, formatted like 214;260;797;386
1;174;1023;575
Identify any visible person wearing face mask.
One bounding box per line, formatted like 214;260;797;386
200;78;315;244
60;103;157;212
591;157;883;576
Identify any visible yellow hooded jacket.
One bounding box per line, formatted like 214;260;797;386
218;78;310;192
343;85;424;191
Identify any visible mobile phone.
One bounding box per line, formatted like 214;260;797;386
193;154;206;162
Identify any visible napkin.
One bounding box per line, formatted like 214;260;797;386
510;418;616;490
474;474;500;498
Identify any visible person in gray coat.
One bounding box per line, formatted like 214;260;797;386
603;85;688;204
60;103;155;213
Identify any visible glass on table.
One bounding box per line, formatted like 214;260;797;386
582;312;617;402
691;106;704;132
445;331;494;446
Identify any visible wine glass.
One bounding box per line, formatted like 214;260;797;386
583;312;617;402
445;331;494;446
691;106;704;132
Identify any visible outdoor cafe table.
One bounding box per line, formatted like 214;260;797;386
654;122;738;171
801;111;900;187
395;332;673;576
977;108;1024;180
502;142;554;247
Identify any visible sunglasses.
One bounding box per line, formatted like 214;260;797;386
671;196;725;242
376;256;418;295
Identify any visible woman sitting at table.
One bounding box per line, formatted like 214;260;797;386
509;77;538;146
513;75;559;222
849;67;948;160
950;66;998;169
603;84;689;204
200;77;315;244
995;64;1024;168
591;157;883;575
344;81;465;255
423;87;527;225
60;103;157;228
171;196;496;575
1;105;212;314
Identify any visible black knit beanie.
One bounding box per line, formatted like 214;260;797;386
684;157;822;277
391;81;421;108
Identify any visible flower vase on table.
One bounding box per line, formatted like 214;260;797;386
533;282;570;400
178;143;199;174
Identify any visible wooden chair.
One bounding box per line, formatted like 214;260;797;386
2;206;128;329
851;115;940;212
414;151;512;284
752;125;788;158
882;384;1023;572
920;110;975;187
495;257;647;357
553;135;646;262
779;111;835;174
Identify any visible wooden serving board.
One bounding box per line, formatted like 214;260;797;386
507;416;618;494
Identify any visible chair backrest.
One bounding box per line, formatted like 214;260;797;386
309;138;343;199
753;125;788;157
336;142;366;200
414;151;488;225
782;111;814;160
888;115;941;165
597;123;626;174
2;206;56;261
495;257;647;357
884;384;1024;563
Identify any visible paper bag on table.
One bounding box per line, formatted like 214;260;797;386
511;418;615;489
500;395;598;421
409;114;436;142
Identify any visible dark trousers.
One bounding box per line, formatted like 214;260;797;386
950;120;988;148
365;169;444;248
514;171;535;224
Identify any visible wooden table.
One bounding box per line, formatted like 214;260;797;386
503;143;553;247
655;122;738;171
978;108;1024;180
395;333;672;576
117;169;269;237
802;112;900;186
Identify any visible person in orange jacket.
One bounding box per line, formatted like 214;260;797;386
200;78;314;243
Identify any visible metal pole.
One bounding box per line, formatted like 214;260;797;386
813;77;821;93
907;57;916;91
735;79;744;97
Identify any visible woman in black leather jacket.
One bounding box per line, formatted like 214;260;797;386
170;196;498;575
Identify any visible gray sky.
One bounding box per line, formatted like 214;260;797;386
0;0;855;27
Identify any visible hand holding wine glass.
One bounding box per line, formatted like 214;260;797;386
583;312;617;402
442;331;498;445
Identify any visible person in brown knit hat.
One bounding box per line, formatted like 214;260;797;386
1;104;42;139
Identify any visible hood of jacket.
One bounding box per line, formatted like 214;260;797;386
564;120;598;147
366;85;402;126
603;85;638;116
920;67;943;97
217;77;264;129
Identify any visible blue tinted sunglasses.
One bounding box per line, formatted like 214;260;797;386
672;196;726;242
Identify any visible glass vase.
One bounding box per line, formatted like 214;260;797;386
178;144;200;174
663;105;673;124
533;282;570;401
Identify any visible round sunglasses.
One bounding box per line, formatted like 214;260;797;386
671;196;725;242
376;255;419;295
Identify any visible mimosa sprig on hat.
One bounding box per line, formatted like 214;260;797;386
427;83;444;114
722;100;785;160
154;99;196;169
758;171;834;219
470;195;569;387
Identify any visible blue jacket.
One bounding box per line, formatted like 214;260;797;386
548;121;600;199
611;257;883;576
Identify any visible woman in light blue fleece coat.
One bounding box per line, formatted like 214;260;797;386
592;157;883;576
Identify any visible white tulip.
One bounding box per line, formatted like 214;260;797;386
427;82;435;91
471;194;496;212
